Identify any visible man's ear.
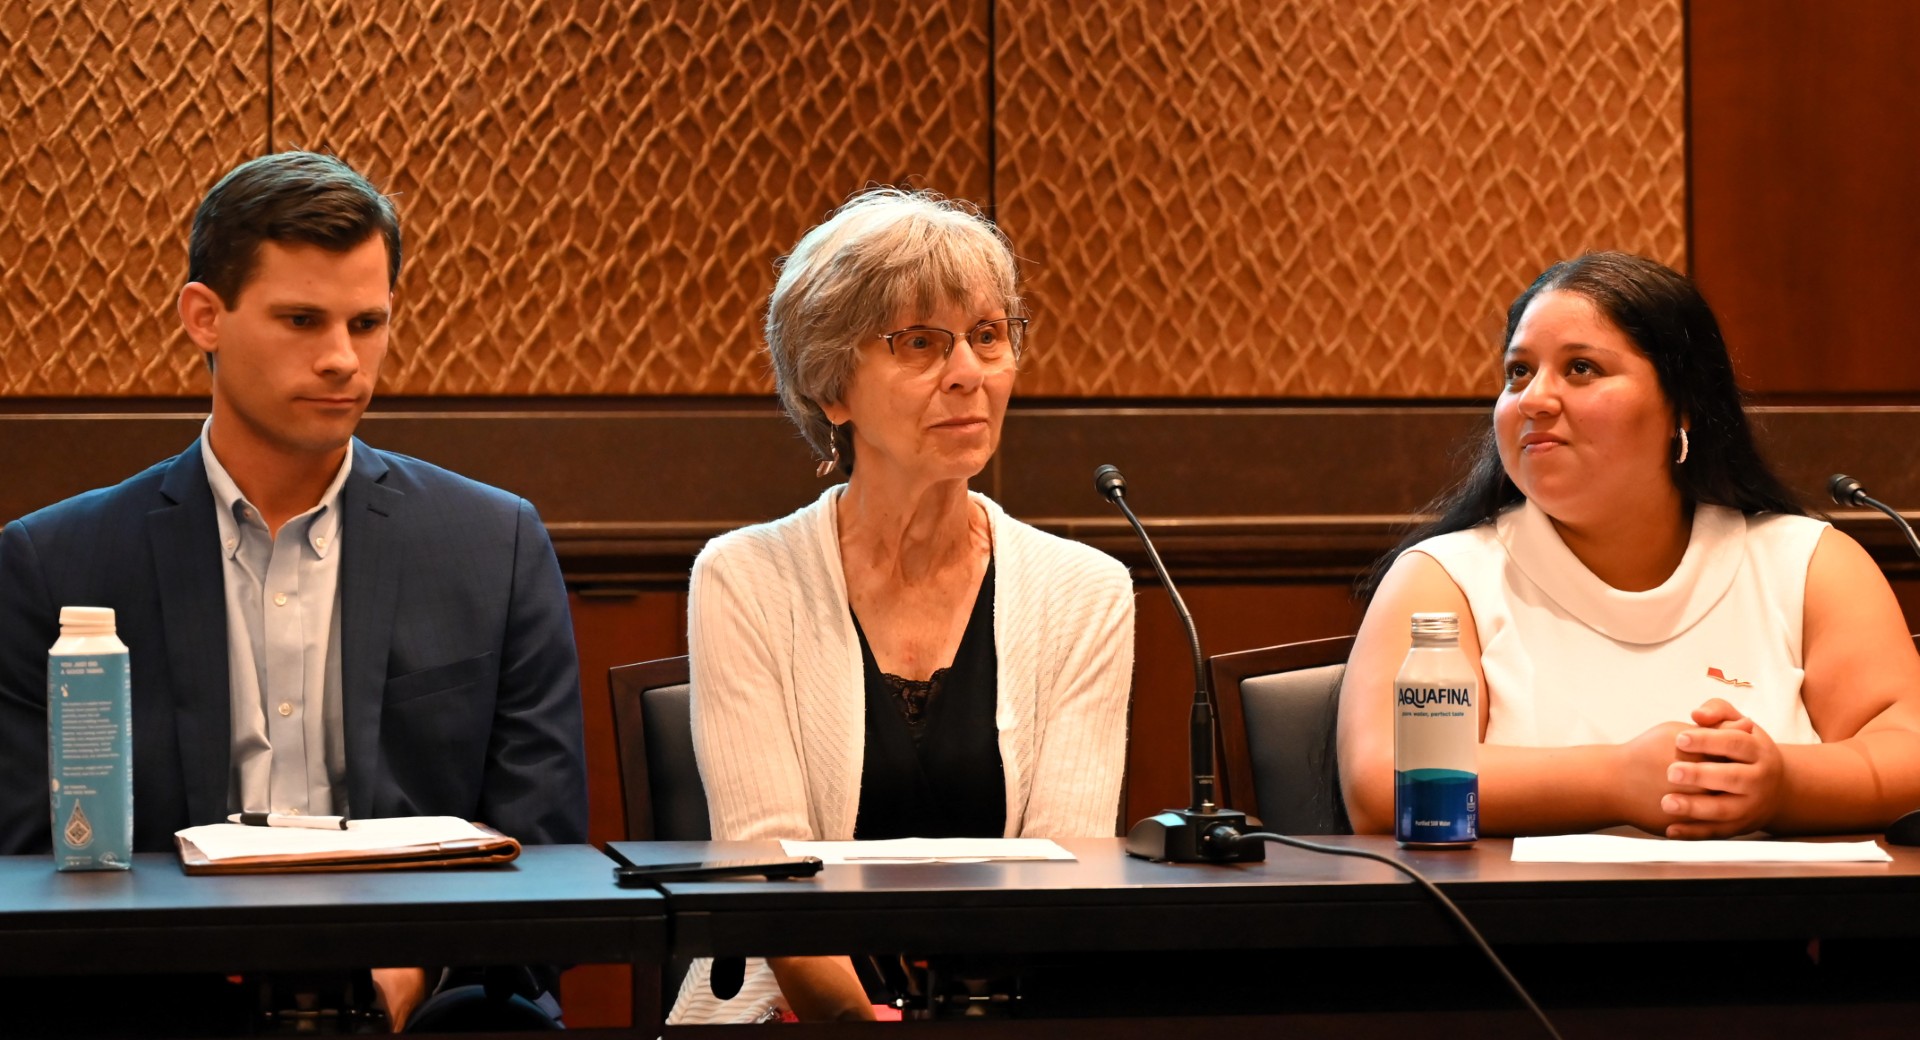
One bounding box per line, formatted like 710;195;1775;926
179;282;224;353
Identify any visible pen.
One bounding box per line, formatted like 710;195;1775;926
227;812;349;831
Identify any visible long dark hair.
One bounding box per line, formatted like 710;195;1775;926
1361;251;1805;597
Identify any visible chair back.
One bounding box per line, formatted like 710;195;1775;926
1210;635;1355;835
608;656;711;841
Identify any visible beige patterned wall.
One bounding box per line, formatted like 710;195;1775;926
1;1;264;397
1;0;1680;398
999;0;1687;397
273;0;990;394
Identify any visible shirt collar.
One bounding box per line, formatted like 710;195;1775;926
199;417;354;560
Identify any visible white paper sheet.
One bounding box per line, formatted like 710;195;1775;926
176;816;497;862
779;837;1075;864
1511;834;1892;864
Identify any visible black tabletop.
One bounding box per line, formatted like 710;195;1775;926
610;836;1920;958
0;844;664;975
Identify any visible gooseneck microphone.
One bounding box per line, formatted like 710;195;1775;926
1094;464;1262;863
1094;465;1213;813
1830;474;1920;560
1093;463;1563;1036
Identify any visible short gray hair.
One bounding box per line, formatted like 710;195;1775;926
766;188;1022;475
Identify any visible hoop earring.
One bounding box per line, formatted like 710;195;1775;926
814;428;840;478
1675;428;1689;465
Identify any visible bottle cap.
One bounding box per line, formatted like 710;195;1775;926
1409;611;1460;639
58;606;117;634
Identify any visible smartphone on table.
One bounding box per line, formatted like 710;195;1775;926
605;845;823;886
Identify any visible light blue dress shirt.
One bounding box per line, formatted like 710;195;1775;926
200;421;351;817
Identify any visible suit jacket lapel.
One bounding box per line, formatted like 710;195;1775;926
338;441;401;819
149;443;233;825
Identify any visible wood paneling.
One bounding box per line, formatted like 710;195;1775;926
560;587;684;1028
570;592;687;845
13;402;1920;581
0;1;263;396
269;0;990;395
1;0;1688;401
996;0;1685;397
1129;583;1362;825
1690;0;1920;395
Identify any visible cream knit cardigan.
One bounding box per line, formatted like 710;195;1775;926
669;485;1134;1022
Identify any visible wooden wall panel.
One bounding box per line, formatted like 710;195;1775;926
1690;0;1920;395
1129;583;1363;824
995;0;1686;397
269;0;990;395
0;1;263;396
18;403;1920;583
1;0;1688;401
562;588;685;1028
571;591;687;845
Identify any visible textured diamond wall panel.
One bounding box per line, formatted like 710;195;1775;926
0;1;265;396
271;0;990;394
2;0;1679;400
996;0;1686;398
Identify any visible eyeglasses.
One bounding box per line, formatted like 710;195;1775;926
877;317;1028;374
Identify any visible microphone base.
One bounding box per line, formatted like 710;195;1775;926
1125;809;1266;863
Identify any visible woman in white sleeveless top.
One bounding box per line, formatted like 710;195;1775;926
1339;253;1920;838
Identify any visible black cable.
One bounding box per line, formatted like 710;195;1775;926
1231;831;1564;1040
1860;493;1920;560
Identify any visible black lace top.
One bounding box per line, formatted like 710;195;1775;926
850;561;1005;840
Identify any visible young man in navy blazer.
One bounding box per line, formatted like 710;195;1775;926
0;151;587;1028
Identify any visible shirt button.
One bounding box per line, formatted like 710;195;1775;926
274;593;288;606
278;702;293;716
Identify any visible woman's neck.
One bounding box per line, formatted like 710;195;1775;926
835;471;983;584
1547;492;1693;592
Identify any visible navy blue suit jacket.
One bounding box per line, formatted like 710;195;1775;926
0;439;588;854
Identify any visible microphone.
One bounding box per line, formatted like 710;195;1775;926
1094;464;1262;863
1829;473;1920;560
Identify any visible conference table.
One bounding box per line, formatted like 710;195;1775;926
0;844;667;1037
6;836;1920;1037
614;835;1920;1038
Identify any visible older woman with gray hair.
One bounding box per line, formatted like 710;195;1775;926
670;188;1135;1023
